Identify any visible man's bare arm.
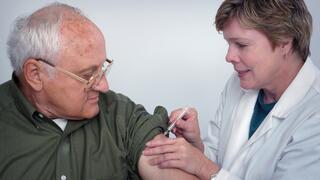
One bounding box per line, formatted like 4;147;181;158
138;134;199;180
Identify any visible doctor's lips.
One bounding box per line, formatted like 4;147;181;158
235;69;250;77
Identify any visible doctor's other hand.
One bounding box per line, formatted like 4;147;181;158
170;107;203;151
143;137;220;179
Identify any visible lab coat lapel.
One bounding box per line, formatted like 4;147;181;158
240;58;315;154
223;89;258;169
223;59;317;177
245;113;274;147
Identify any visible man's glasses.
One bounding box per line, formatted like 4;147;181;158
37;58;113;90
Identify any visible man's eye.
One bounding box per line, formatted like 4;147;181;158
82;74;93;80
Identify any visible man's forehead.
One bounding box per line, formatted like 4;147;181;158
56;35;105;72
52;12;106;71
61;17;98;37
59;19;104;56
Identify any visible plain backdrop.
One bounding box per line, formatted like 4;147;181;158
0;0;319;137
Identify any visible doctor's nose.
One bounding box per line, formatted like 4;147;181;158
225;47;240;64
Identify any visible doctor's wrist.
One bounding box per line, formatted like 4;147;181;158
192;139;204;152
196;156;220;180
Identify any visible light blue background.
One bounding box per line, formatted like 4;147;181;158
0;0;319;137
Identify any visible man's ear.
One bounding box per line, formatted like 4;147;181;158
23;59;44;91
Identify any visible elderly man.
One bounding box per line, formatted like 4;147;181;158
0;3;196;180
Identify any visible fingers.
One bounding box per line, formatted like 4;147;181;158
169;109;181;123
145;138;175;148
169;107;198;125
158;159;187;170
143;142;178;156
173;128;183;137
143;137;206;175
149;152;179;165
175;118;188;130
169;107;191;123
168;108;197;137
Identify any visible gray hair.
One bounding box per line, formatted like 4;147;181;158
7;2;85;76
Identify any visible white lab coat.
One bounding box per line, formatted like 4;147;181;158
203;58;320;180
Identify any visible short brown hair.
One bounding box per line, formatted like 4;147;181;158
215;0;312;61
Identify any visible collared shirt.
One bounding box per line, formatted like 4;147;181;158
248;90;276;138
0;75;168;180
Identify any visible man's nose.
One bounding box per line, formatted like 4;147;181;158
92;76;109;93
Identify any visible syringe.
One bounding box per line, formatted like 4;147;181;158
163;107;189;136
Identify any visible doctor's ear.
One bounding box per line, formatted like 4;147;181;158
279;38;293;57
23;58;44;91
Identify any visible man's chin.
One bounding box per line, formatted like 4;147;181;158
66;105;100;120
82;106;100;119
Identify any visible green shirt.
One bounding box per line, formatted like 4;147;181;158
249;90;276;138
0;77;168;180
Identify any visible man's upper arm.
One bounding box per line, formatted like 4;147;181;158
138;134;198;180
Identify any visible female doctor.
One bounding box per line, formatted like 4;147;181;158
143;0;320;179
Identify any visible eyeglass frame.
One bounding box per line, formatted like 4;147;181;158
36;58;113;90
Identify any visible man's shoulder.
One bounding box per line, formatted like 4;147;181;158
98;90;140;115
0;80;12;92
99;90;133;105
0;80;15;110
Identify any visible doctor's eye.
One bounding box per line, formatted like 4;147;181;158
236;42;248;48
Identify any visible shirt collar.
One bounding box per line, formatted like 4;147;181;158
9;73;41;127
272;58;316;118
10;73;91;131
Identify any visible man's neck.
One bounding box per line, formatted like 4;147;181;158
19;77;57;119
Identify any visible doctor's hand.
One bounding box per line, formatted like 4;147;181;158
170;108;203;151
143;137;220;179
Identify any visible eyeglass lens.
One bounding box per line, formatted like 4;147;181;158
85;60;112;90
